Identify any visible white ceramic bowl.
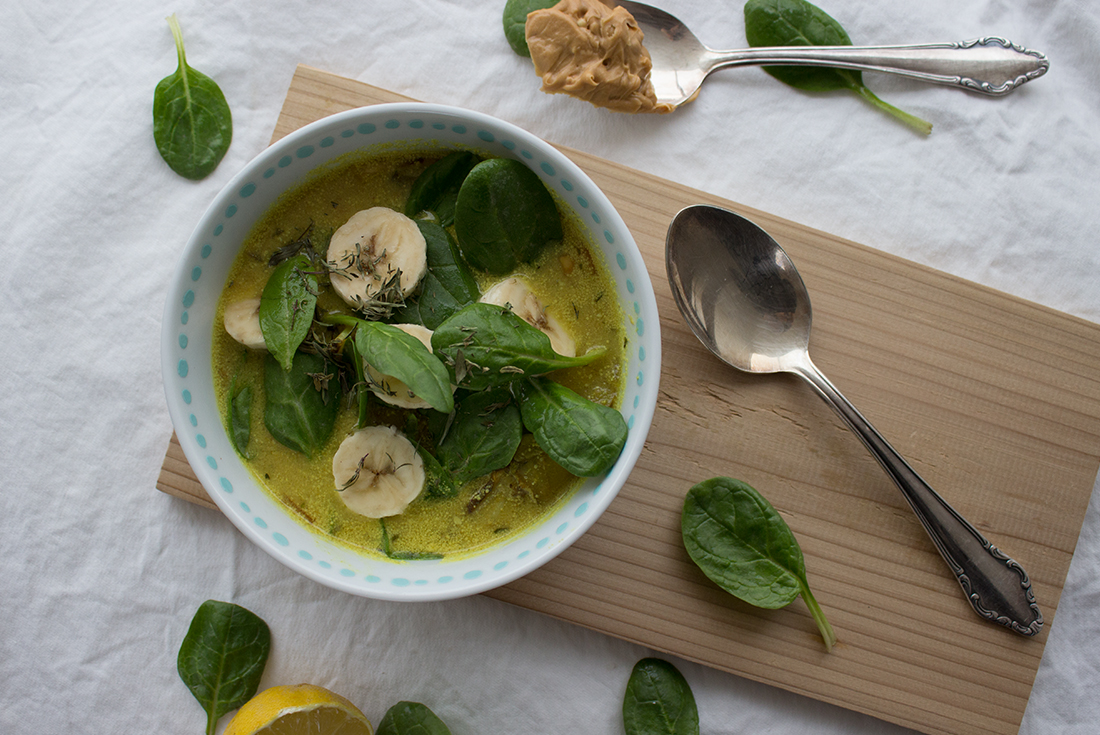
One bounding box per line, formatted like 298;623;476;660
162;103;661;601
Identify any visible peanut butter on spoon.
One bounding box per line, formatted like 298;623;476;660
525;0;674;114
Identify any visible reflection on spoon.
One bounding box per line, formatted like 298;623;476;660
665;203;1043;636
615;0;1049;108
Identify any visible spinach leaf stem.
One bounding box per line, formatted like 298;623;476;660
854;85;933;135
799;580;837;652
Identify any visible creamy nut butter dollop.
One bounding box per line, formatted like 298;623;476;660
525;0;674;114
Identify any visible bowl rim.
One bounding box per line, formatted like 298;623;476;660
161;101;662;601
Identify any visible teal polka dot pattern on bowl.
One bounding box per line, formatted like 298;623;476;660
162;103;660;602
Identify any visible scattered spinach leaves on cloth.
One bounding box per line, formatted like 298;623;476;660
744;0;932;134
681;476;837;650
622;658;700;735
502;0;558;57
153;14;233;179
177;600;271;735
377;701;454;735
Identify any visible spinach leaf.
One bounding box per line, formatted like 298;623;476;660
177;600;271;735
454;158;562;274
436;388;522;484
153;14;233;179
379;519;444;560
744;0;932;134
263;351;340;457
432;303;604;391
392;221;480;330
417;442;459;499
397;414;457;498
226;377;252;458
405;151;480;227
681;476;836;650
376;701;452;735
622;658;699;735
343;337;371;429
502;0;558;57
259;253;318;372
354;321;455;414
514;377;627;477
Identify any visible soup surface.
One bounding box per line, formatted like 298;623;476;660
212;147;626;559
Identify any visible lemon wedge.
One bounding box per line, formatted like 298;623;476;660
224;684;373;735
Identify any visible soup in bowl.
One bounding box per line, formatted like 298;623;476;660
162;103;660;600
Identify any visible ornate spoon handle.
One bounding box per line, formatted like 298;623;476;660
789;354;1043;635
706;38;1049;95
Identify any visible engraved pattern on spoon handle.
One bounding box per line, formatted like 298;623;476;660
789;355;1043;636
705;38;1049;95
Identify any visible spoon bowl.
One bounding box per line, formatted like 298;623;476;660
615;0;1048;108
666;204;1043;636
665;203;811;374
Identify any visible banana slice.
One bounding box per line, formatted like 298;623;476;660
364;323;455;409
326;207;428;311
480;276;576;357
223;298;267;350
332;425;425;518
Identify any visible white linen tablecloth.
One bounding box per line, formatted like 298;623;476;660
1;1;1097;732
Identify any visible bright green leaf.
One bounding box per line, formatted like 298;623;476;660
681;477;836;650
744;0;932;134
177;600;271;735
153;14;233;179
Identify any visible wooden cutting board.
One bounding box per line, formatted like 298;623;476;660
157;65;1100;735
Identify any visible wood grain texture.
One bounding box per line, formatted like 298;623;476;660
156;65;1100;735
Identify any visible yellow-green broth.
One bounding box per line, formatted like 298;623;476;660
212;148;626;559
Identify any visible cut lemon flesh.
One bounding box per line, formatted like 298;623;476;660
224;684;373;735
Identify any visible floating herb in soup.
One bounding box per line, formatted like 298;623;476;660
212;147;627;559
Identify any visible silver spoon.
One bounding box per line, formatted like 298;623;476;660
666;204;1043;636
615;1;1049;107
